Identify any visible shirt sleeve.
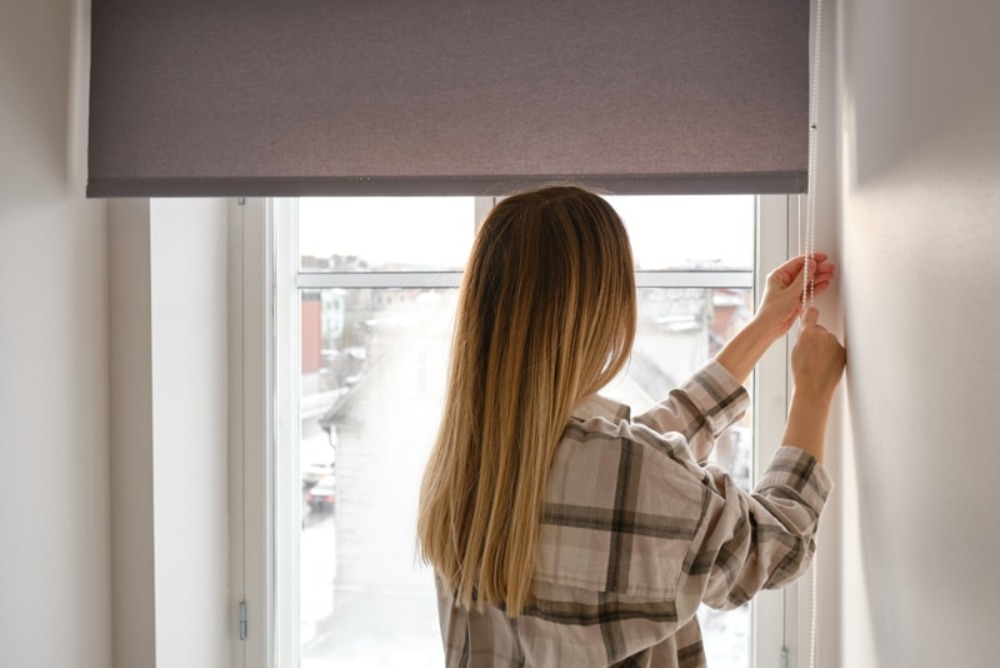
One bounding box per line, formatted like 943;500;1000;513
677;445;833;614
633;358;750;464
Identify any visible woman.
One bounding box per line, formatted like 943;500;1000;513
418;186;845;666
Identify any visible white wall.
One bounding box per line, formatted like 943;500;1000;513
1;3;231;666
108;198;231;668
836;0;1000;665
0;1;112;667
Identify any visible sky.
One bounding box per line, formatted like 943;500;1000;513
297;195;755;271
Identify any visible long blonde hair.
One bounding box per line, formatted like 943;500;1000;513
417;186;637;616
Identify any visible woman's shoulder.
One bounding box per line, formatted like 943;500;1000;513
537;403;712;597
562;395;700;472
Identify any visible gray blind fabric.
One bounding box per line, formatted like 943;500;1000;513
88;1;809;197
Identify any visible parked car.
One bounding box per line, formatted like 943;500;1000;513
302;460;335;487
306;475;336;512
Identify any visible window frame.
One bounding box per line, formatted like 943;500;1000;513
231;194;808;668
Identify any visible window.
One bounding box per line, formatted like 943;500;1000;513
234;194;800;667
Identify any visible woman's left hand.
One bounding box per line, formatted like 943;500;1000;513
755;254;835;340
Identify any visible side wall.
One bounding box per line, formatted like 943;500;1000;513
109;200;157;667
837;0;1000;665
0;1;112;666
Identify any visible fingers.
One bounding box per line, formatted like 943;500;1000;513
811;260;835;278
801;306;820;327
770;253;834;289
812;277;833;298
759;254;836;338
791;314;847;399
808;252;829;264
803;256;834;282
802;255;836;297
773;253;827;278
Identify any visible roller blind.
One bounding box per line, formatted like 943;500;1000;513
88;1;809;197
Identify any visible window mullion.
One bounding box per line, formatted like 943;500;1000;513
296;272;464;290
752;194;792;668
274;198;301;668
295;270;753;291
635;270;753;289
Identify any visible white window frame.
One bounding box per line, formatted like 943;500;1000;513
230;194;811;668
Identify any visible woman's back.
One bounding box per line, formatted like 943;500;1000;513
434;361;831;667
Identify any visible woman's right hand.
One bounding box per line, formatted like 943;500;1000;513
791;308;847;402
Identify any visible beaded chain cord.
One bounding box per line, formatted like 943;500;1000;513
803;1;823;667
788;1;823;667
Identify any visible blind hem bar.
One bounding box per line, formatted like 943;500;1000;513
86;172;807;199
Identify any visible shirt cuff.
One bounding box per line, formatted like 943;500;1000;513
757;445;833;512
680;358;751;438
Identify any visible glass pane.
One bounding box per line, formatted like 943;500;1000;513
299;287;455;668
605;195;755;271
602;287;754;668
298;197;476;272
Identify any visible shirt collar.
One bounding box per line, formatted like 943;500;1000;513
570;393;631;422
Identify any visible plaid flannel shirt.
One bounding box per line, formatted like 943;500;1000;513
435;359;832;667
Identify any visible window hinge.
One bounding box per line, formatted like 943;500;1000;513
780;646;789;668
239;601;248;640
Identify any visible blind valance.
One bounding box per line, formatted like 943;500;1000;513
88;1;809;197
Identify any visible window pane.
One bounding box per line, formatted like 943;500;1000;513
606;195;755;271
298;198;476;272
300;288;455;667
605;287;754;461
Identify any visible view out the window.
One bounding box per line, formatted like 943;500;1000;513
289;196;756;668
